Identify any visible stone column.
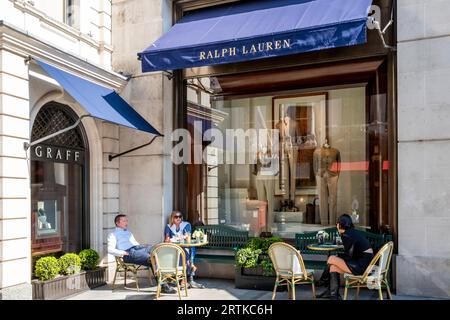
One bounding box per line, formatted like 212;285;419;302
0;49;32;299
101;121;120;280
397;0;450;298
112;0;173;246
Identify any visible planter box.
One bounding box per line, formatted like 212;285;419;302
235;266;285;291
32;267;107;300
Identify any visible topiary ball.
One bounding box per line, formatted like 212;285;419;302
79;249;100;270
35;256;60;281
58;253;81;275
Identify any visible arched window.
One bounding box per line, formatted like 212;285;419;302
30;102;89;256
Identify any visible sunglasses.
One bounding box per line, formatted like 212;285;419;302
174;215;182;219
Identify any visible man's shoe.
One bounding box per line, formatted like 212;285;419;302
160;284;177;294
188;281;205;289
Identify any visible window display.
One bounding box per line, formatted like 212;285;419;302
184;72;389;238
36;201;59;237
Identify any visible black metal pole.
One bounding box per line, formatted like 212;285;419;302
108;135;160;161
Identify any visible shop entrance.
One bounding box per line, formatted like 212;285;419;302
30;102;89;257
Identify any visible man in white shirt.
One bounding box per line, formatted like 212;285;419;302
108;214;176;294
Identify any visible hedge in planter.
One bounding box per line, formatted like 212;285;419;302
35;256;60;281
59;253;82;275
79;249;100;270
235;236;285;291
32;250;107;300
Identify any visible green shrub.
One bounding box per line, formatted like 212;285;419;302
35;256;60;281
58;253;81;275
245;238;264;251
79;249;100;270
236;247;262;269
261;236;284;254
260;256;275;276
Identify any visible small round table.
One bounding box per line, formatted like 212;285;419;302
172;240;209;248
307;243;344;257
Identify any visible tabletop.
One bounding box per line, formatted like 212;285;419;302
171;240;209;248
307;243;344;251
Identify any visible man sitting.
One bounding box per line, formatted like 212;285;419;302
107;214;176;294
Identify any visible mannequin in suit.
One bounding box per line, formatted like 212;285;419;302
253;144;278;232
313;139;341;225
275;110;300;202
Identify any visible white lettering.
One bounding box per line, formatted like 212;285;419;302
35;145;42;158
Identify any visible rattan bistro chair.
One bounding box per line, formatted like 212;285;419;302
343;241;394;300
150;243;188;300
268;242;316;300
112;256;154;291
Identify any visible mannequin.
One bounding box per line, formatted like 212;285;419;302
313;139;341;225
253;144;278;232
275;109;300;202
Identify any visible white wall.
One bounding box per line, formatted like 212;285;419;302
397;0;450;298
0;0;112;68
0;49;32;299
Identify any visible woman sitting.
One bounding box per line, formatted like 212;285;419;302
317;214;374;300
164;211;204;289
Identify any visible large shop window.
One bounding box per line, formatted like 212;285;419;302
183;59;391;238
30;103;88;256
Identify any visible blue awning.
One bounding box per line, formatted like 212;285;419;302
36;60;162;136
139;0;373;72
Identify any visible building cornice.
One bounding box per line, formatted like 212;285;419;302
0;21;128;90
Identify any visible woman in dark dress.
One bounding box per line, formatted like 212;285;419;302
317;214;374;299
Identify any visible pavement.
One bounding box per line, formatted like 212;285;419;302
65;277;445;300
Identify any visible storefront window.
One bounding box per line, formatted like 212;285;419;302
30;103;88;256
183;62;390;238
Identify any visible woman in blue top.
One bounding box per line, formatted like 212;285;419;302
164;211;204;288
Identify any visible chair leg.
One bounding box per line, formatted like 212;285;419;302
343;283;348;300
272;277;279;300
287;280;291;299
386;284;393;300
156;275;162;299
134;271;140;292
311;280;316;299
356;287;360;300
124;270;127;287
176;277;182;300
378;287;384;300
112;270;118;290
291;278;296;301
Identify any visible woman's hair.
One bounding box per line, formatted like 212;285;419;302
337;214;354;230
169;211;182;226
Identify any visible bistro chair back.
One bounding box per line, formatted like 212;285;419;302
344;241;394;300
268;242;315;300
150;243;188;300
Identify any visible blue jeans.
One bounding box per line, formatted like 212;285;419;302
184;247;197;277
123;245;152;267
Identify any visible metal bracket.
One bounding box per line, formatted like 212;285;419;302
163;71;174;80
24;55;32;65
370;16;396;51
108;135;162;161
